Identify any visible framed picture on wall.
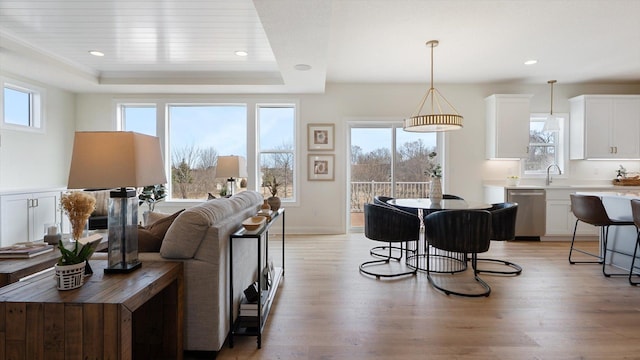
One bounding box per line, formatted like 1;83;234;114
308;154;334;181
307;123;334;151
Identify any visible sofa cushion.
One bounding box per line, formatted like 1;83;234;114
138;209;184;252
160;191;262;259
146;210;172;226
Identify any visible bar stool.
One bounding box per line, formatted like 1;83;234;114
569;194;635;277
628;199;640;285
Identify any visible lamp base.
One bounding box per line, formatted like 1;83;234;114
104;260;142;274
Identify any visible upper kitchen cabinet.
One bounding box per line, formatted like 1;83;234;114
485;94;532;159
570;95;640;159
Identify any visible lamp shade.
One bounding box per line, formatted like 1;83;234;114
67;131;167;189
216;155;248;179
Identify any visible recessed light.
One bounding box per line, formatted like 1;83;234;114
235;51;248;57
524;59;538;65
294;64;312;71
89;50;105;57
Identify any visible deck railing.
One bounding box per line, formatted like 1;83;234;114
350;181;430;212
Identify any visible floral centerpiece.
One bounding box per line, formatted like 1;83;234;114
424;151;442;178
424;151;443;201
61;192;96;241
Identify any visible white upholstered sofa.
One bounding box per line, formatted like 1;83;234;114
137;190;263;351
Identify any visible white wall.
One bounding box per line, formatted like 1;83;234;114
0;72;76;191
73;82;640;234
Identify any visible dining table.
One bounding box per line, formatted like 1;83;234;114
386;198;491;272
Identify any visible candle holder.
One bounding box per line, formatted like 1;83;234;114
44;223;61;245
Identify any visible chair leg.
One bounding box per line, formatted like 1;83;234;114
475;257;523;276
370;242;403;261
629;231;640;286
569;219;603;264
426;252;490;297
360;241;416;279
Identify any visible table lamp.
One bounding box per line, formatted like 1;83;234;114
67;131;167;273
216;155;248;196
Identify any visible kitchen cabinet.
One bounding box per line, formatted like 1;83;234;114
545;189;598;237
0;190;61;247
570;95;640;159
485;94;532;159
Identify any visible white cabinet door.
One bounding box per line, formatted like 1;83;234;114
0;194;31;246
545;200;573;235
571;95;640;159
612;98;640;158
485;94;532;159
32;192;60;241
0;191;60;246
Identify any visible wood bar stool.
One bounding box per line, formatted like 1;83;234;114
569;194;635;277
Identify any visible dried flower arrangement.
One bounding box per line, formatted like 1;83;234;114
61;192;96;241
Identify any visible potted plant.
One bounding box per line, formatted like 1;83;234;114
54;240;97;290
424;151;443;201
138;184;167;224
263;176;281;211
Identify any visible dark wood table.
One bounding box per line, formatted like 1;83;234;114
0;260;183;360
0;233;108;287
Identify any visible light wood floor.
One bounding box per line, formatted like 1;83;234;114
215;234;640;360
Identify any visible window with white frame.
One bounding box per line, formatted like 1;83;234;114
2;80;43;131
523;113;566;175
120;104;157;136
117;101;298;202
258;105;296;201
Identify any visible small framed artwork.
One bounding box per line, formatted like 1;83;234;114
307;123;334;151
308;154;335;181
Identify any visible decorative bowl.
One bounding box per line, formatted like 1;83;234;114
242;216;266;231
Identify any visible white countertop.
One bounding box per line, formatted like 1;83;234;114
483;181;640;191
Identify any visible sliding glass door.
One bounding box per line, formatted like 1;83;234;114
349;122;439;229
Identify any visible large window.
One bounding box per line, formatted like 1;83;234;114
118;101;297;202
523;114;567;175
168;104;247;200
258;105;296;200
2;80;43;131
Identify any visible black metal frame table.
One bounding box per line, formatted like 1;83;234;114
387;198;491;272
229;207;285;349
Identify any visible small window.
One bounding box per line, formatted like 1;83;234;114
523;114;566;175
120;104;157;136
2;80;43;131
258;105;296;201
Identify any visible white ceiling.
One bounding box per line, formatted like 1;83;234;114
0;0;639;94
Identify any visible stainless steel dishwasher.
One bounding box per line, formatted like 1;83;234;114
507;189;546;240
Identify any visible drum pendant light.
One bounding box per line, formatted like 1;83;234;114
403;40;463;132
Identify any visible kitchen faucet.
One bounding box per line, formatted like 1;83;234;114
546;164;562;185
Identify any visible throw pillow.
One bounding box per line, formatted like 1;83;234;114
137;209;185;252
146;211;172;226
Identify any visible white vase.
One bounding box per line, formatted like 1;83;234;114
429;177;443;202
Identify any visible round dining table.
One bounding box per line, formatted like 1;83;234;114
386;198;491;272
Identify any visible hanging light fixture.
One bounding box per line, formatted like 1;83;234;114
543;80;560;131
404;40;463;132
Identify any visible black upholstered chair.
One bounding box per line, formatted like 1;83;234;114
424;209;492;297
476;202;522;276
628;199;640;285
569;194;635;277
360;203;419;278
370;196;404;261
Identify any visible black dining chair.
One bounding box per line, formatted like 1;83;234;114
476;202;522;276
424;209;493;297
370;196;404;261
360;203;419;278
569;194;635;277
